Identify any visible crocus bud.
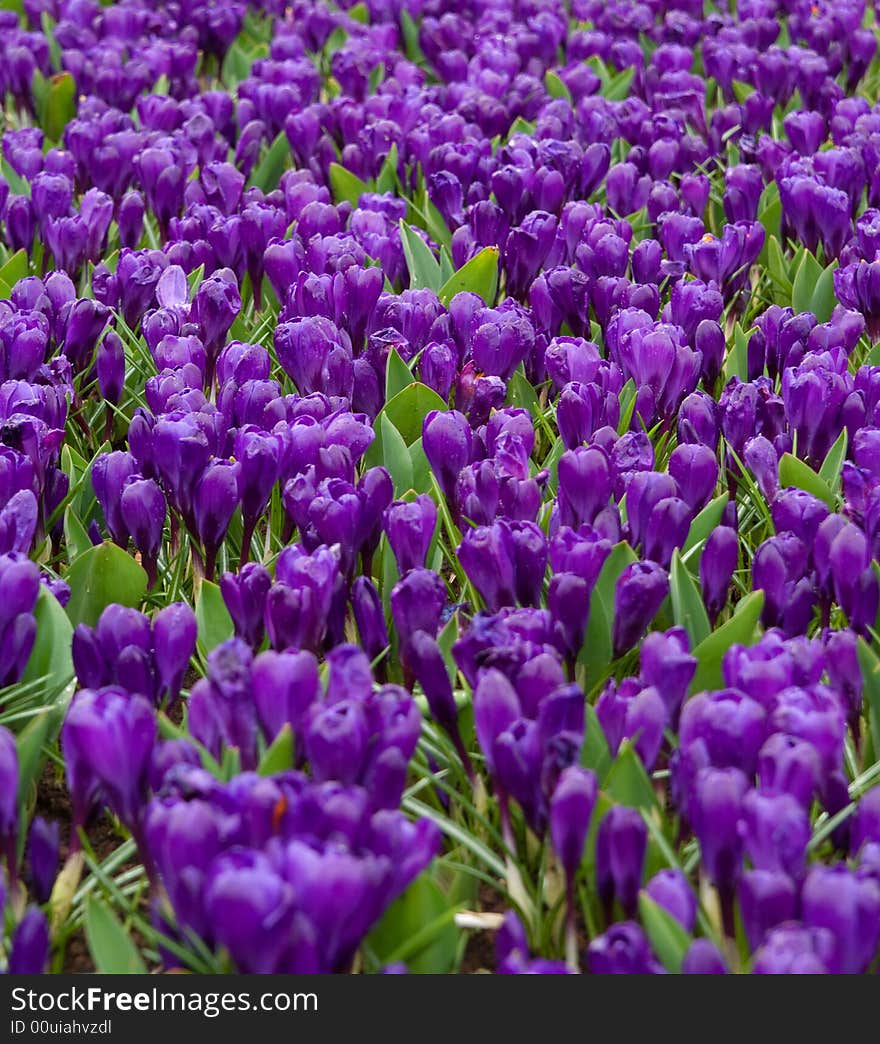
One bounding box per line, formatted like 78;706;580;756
645;869;697;932
8;907;49;973
691;766;749;898
27;816;59;903
152;603;197;707
595;806;648;918
96;330;125;406
62;687;157;841
390;568;447;660
586;922;662;974
700;526;738;625
682;939;728;974
351;576;388;662
423;410;472;505
473;669;521;777
408;630;457;735
752;924;836;974
550;766;598;883
801;864;880;974
193;459;240;579
0;725;19;875
120;478;166;588
384;495;437;575
738;869;798;951
220;563;271;649
458;523;517;612
252;648;321;740
612;562;669;658
302;699;369;785
118;190;145;250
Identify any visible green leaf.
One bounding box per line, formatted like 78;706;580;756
639;892;692;973
778;453;835;510
84;895;148;974
328;162;370;207
577;542;638;692
603;66;635;102
408;437;433;494
376;143;399;195
581;703;612;783
689;590;765;694
15;711;52;809
0;248;29;289
221;40;267;86
604;742;660;813
723;321;752;382
731;79;754;103
400;9;425;63
64;542;148;628
382;414;415;495
382;381;447;446
818;427;848;492
681;493;729;563
670;549;711;648
544;70;572;103
385;347;413;401
348;1;370;22
258;723;295;776
32;70;76;143
617;378;637;435
399;220;442;291
366;871;459;974
508;116;536;137
791;250;823;315
857;638;880;762
195;578;234;656
247;131;290;193
21;587;74;687
368;61;385;94
437;246;499;307
810;261;838;324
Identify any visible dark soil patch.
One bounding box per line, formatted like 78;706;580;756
459;882;505;973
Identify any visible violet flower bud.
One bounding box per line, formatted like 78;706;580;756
384;495;437;575
738;869;798;952
612;562;669;659
550;766;598;883
699;526;738;626
8;907;49;974
27;816;59;904
595;806;647;918
351;577;388;662
645;869;697;933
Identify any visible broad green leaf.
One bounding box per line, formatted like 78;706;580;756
348;1;369;22
577;542;638;692
689;590;764;694
723;322;752;382
399;220;442;291
0;249;29;289
15;710;52;809
221;40;267;86
195;578;234;656
437;246;499;307
439;245;455;284
376;143;399;195
603;742;660;813
84;895;148;974
21;587;74;686
810;261;838;324
382;381;447;446
639;892;692;973
64;542;148;628
731;79;754;103
857;638;880;762
32;70;76;143
778;453;835;510
617;378;637;434
400;9;425;63
670;550;711;648
508;116;536;137
366;871;459;974
328;162;370;207
258;724;295;776
385;347;413;401
581;703;612;783
818;427;848;492
544;70;572;103
681;493;729;562
604;66;635;102
408;437;433;494
248;131;290;192
380;413;414;495
791;250;823;315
